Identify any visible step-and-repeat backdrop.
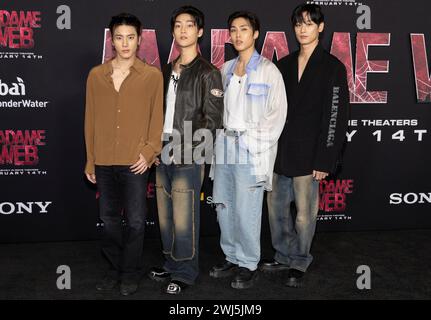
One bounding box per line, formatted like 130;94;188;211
1;0;430;242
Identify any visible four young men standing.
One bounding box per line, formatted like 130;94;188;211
84;3;349;295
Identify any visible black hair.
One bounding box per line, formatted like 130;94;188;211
228;11;260;33
109;13;142;36
170;6;205;33
291;3;324;27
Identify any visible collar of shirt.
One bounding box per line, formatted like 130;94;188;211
225;50;261;88
102;57;147;79
172;54;201;70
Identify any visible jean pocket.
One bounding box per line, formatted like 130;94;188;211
155;184;171;199
170;188;196;261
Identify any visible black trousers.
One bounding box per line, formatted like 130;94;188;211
95;165;149;281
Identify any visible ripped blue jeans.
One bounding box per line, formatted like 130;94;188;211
212;134;265;271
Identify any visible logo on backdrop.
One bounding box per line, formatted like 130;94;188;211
0;129;47;176
0;201;52;215
0;77;50;109
0;76;25;96
318;179;354;221
0;10;43;59
389;192;431;205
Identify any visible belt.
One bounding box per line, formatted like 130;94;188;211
224;128;246;137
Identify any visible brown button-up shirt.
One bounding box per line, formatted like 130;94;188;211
84;58;163;174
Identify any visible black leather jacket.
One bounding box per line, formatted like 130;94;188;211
162;55;224;163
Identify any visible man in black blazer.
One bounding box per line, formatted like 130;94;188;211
260;3;349;287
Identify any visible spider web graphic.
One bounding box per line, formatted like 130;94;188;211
353;57;388;103
261;32;289;62
331;32;390;104
211;29;231;70
139;30;161;68
353;33;390;104
102;29;114;63
411;34;431;103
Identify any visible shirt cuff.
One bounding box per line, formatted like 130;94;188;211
140;144;156;165
85;160;95;174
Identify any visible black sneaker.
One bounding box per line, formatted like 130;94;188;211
285;268;305;288
209;261;238;278
95;276;118;291
259;259;290;272
165;280;189;295
148;267;171;282
230;267;258;289
119;279;139;296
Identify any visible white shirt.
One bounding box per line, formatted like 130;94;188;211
163;71;179;134
212;51;288;191
224;73;248;131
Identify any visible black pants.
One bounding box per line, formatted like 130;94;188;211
95;165;149;281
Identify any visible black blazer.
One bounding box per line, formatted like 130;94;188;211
274;44;350;177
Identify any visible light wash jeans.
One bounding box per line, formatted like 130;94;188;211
266;172;319;272
212;133;265;271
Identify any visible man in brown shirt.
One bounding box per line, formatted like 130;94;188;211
84;13;163;296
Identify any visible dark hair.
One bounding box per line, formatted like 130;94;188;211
109;13;142;36
170;6;205;33
228;11;260;33
291;3;324;27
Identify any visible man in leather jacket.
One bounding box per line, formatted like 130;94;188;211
148;5;224;295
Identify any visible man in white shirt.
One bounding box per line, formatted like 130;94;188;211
210;11;287;289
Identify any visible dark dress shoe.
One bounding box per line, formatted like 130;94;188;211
285;268;305;288
165;280;189;295
259;259;290;272
231;267;258;289
209;261;238;278
95;276;118;291
148;266;171;282
120;280;139;296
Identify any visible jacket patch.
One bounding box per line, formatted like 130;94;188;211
210;89;224;98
